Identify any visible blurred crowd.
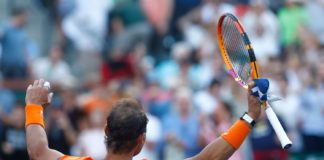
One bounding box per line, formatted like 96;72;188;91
0;0;324;160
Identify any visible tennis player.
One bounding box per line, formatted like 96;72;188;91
25;79;261;160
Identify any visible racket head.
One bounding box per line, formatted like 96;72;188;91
217;13;261;89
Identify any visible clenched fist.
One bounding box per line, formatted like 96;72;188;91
25;79;53;106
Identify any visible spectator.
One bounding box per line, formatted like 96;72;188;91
62;0;114;83
267;0;285;13
305;0;324;46
141;0;172;35
250;113;289;160
75;109;106;159
0;87;16;146
0;86;16;113
169;0;201;40
193;78;221;115
285;53;302;93
199;101;243;160
101;48;135;84
215;101;244;160
46;108;77;155
242;0;280;64
32;45;76;88
179;0;235;40
298;63;324;159
62;0;113;52
272;75;302;152
60;89;88;132
79;79;110;114
278;0;308;49
131;42;154;87
106;0;151;54
162;87;200;159
0;7;30;80
155;42;194;89
46;89;85;155
141;81;172;119
188;39;223;89
0;104;28;160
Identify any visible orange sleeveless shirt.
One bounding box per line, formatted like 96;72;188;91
59;155;93;160
59;155;148;160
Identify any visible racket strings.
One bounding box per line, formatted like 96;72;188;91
221;17;251;84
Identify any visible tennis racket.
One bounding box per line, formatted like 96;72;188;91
217;13;292;149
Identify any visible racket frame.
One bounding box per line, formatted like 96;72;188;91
217;13;292;149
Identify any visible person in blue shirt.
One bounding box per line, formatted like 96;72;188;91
162;87;200;159
0;7;29;79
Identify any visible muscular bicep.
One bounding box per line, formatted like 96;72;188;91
185;137;235;160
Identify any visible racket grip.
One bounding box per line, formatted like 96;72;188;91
264;106;292;149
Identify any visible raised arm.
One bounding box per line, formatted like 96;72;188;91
186;82;261;160
25;79;64;160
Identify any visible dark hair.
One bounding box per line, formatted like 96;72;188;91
11;7;27;17
106;98;148;154
209;78;221;89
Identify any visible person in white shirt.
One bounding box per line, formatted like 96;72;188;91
194;78;221;115
242;0;280;64
32;45;76;88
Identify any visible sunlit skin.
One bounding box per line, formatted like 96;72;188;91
25;79;261;160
